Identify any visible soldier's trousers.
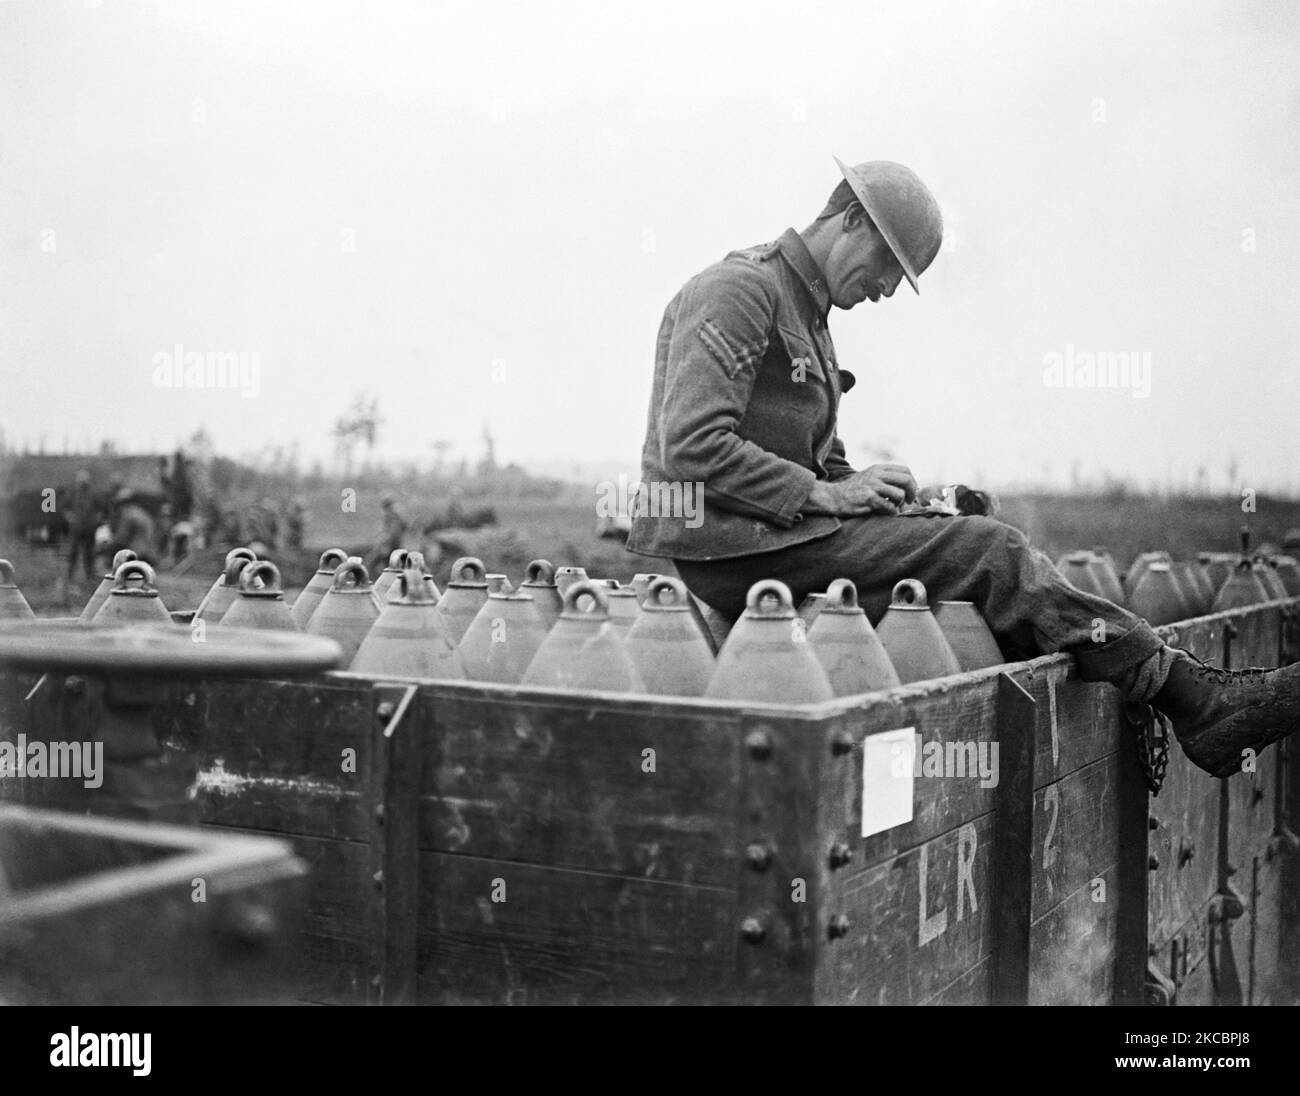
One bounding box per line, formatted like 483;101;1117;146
674;512;1178;704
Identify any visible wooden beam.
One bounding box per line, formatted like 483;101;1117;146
990;672;1035;1004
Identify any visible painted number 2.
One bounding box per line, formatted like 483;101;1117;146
1042;785;1060;874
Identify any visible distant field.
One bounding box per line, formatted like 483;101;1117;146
5;491;1297;617
995;493;1300;564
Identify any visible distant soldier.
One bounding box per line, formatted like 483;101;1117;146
65;469;98;581
260;497;280;552
155;502;174;563
157;456;172;505
170;449;194;521
109;488;156;565
286;497;306;550
241;499;279;556
372;495;409;573
169;518;193;562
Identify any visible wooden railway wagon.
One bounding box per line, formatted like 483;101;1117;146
3;598;1299;1005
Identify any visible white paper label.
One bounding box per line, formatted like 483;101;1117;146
861;726;917;838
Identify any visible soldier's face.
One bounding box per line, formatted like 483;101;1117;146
826;212;905;308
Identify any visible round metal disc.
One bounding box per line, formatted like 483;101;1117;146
0;621;343;677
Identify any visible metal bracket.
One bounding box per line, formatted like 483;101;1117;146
1144;958;1177;1005
1210;879;1247;923
375;683;417;739
366;682;420;1005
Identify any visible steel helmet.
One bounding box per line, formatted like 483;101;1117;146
833;157;943;294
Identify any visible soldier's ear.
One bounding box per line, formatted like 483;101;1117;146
842;203;871;234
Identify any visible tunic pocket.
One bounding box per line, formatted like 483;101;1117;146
776;325;826;384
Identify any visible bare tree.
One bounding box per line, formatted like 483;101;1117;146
332;393;384;476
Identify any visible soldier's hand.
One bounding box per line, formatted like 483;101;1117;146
804;464;916;517
837;464;916;515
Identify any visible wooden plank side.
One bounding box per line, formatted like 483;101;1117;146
414;851;735;1004
0;668;32;804
0;867;304;1006
816;814;994;1005
1148;901;1218;1006
1227;749;1276;868
1249;851;1283;1006
11;673;101;812
201;824;376;1005
1029;864;1119;1005
155;678;376;843
991;673;1035;1005
1160;614;1228;664
1026;661;1125;789
1224;605;1282;867
815;678;1003;883
1147;753;1220;955
921;955;992;1006
1227;604;1280;671
1031;755;1122;919
734;712;824;1004
371;683;421;1005
415;687;742;886
1281;741;1300;1003
1115;713;1152;1006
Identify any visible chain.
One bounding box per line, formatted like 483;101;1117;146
1124;700;1171;795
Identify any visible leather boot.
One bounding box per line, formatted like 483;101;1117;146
1150;652;1300;777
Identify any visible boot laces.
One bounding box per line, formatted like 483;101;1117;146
1173;647;1269;687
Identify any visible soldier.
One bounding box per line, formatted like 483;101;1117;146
65;469;98;581
372;494;409;574
170;449;193;521
286;497;306;550
627;156;1300;779
109;488;156;565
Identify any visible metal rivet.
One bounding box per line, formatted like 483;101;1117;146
1148;815;1160;831
829;842;852;869
64;675;85;695
745;842;772;871
377;701;395;720
827;914;850;940
1253;787;1265;805
1148;855;1160;871
745;729;772;761
374;804;385;824
831;733;854;757
740;917;766;945
372;870;384;890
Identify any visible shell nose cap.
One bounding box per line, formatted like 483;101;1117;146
833;156;943;295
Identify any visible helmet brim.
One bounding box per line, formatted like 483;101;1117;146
834;156;924;295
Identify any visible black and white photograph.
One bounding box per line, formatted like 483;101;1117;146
0;0;1296;1064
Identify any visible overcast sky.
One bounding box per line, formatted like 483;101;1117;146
2;0;1297;491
